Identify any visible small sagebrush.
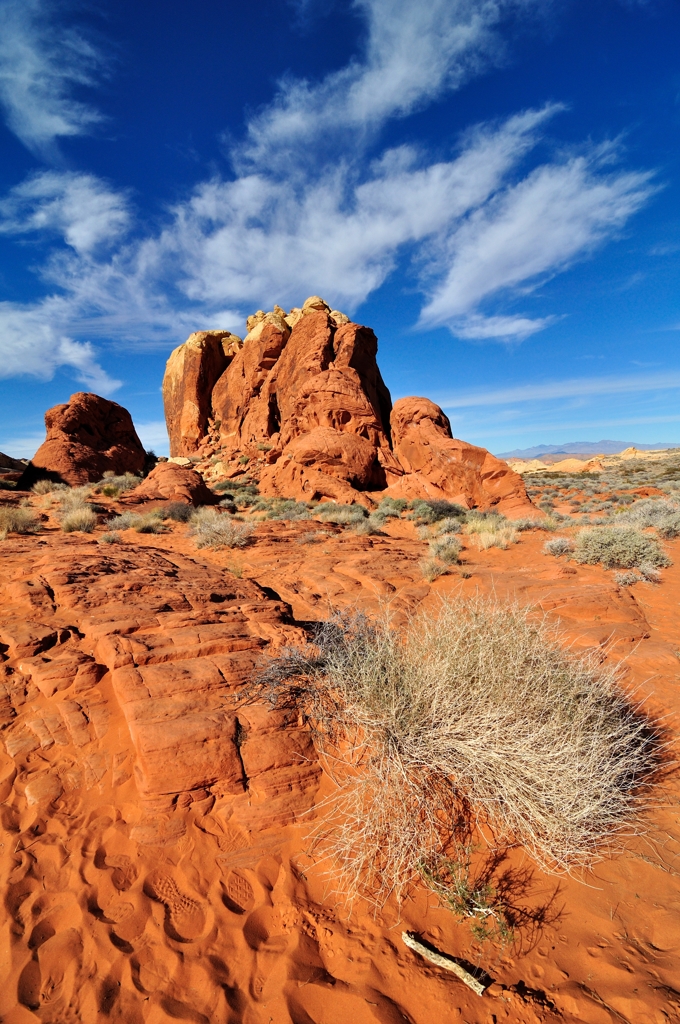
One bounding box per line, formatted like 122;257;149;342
189;507;254;548
543;537;574;557
429;535;461;564
267;500;311;521
574;526;670;570
242;596;661;907
61;507;97;533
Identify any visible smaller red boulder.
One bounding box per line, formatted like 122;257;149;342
125;462;216;506
22;392;146;487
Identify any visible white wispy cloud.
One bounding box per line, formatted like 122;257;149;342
0;0;659;395
0;0;104;159
0;171;130;254
240;0;531;169
0;298;121;393
432;370;680;409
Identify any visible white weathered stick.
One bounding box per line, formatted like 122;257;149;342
401;932;487;996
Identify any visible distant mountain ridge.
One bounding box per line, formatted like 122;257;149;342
496;440;680;459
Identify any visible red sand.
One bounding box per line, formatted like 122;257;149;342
1;493;679;1023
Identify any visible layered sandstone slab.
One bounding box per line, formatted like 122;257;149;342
0;540;318;821
21;392;146;487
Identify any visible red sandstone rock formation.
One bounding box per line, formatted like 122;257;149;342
124;461;217;506
162;298;533;515
163;330;243;457
386;397;533;516
22;392;146;487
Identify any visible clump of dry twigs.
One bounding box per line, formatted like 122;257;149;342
240;595;662;909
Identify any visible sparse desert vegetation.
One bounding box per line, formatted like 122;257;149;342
573;525;671;570
61;507;98;533
0;506;40;537
189;507;255;548
244;596;660;913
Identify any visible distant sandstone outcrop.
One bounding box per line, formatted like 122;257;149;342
20;392;147;487
162;297;534;516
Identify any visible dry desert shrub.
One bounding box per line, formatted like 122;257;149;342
266;499;311;521
620;497;680;539
543;536;574;557
0;506;40;537
31;479;67;495
94;472;141;497
573;525;670;570
242;596;661;908
61;507;97;533
419;557;449;582
189;507;254;548
163;501;194;522
317;503;367;526
429;535;461;564
464;518;518;550
98;531;122;544
106;511;167;534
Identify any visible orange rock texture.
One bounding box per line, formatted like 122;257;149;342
20;392;147;487
123;462;217;507
1;490;679;1023
162;297;534;517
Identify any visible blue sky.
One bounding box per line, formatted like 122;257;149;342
0;0;679;457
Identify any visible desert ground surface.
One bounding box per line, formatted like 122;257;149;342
0;447;679;1024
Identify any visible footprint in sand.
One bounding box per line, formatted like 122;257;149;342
222;870;255;915
143;871;206;942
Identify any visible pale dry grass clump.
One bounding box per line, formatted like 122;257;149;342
243;596;661;907
32;479;67;495
61;507;97;533
189;507;254;548
464;519;518;550
0;506;41;538
106;511;167;534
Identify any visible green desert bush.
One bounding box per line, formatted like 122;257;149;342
61;507;98;533
267;500;311;521
242;596;660;907
317;503;367;526
377;497;408;517
189;507;254;548
410;499;468;525
353;515;383;536
573;526;671;570
432;516;463;537
98;531;122;545
0;506;40;537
